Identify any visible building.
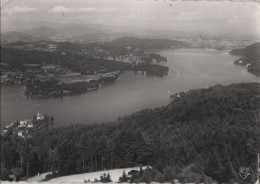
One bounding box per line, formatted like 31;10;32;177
67;73;81;77
28;124;34;128
37;112;45;120
17;131;24;137
41;65;57;70
18;120;28;128
20;120;30;125
1;129;8;136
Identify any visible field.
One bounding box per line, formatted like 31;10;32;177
49;167;147;183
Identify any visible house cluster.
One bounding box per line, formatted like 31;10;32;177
61;44;163;65
1;63;69;85
179;38;254;50
4;42;58;52
58;74;100;84
1;63;90;89
116;56;142;64
1;112;52;138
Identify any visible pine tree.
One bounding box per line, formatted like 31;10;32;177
99;173;112;183
139;166;143;176
119;170;128;183
106;173;112;182
50;115;54;122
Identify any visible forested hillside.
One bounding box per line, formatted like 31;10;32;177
1;47;168;76
230;43;260;59
230;43;260;76
1;83;259;183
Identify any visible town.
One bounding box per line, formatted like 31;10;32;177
1;112;54;139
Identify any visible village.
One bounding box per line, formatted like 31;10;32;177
2;41;167;64
176;36;255;50
1;112;54;139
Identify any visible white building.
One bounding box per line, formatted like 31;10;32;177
37;112;45;120
67;73;81;77
20;120;29;125
17;131;24;137
28;124;34;128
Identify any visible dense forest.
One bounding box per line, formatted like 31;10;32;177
230;43;260;59
230;42;260;76
1;83;260;183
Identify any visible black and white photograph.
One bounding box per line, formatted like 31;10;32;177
1;0;260;183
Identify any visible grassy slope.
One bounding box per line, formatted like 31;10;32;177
49;167;147;183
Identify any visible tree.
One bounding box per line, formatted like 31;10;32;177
99;173;112;183
119;170;128;183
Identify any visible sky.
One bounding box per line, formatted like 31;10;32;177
1;0;260;38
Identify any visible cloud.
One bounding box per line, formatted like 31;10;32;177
3;6;39;16
48;6;115;14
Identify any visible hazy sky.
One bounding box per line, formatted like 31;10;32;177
1;0;260;38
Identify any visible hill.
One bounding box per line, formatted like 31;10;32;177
230;43;260;76
230;42;260;59
1;26;106;42
1;25;137;43
107;37;184;50
1;31;33;43
24;26;63;38
71;31;114;42
1;83;259;183
1;46;169;76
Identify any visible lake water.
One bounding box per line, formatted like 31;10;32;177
1;49;259;128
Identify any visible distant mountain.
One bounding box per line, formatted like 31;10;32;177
43;23;140;42
70;31;115;42
1;26;102;42
2;24;130;43
230;42;260;76
107;37;184;49
71;31;139;43
1;30;52;43
1;22;198;43
22;25;102;39
1;31;33;42
24;26;61;37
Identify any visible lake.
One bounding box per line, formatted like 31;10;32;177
1;49;259;128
